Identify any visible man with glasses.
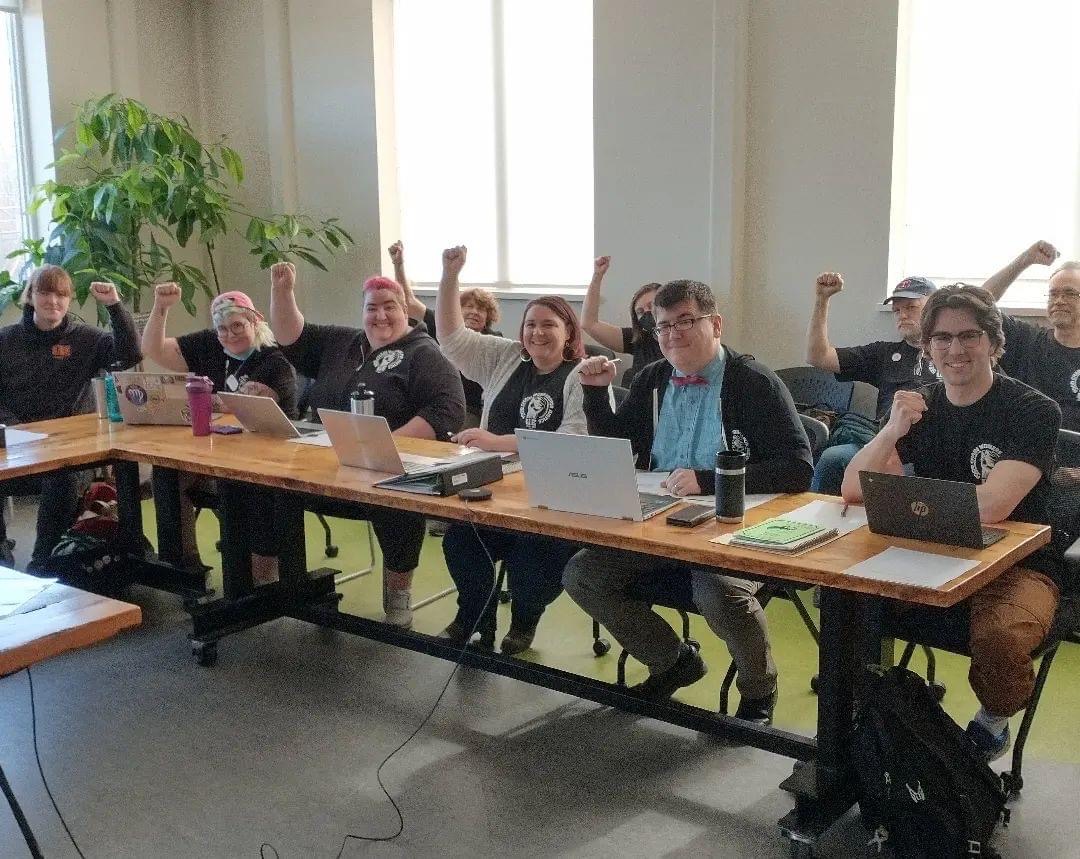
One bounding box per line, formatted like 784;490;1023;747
842;284;1062;762
982;241;1080;430
566;280;812;722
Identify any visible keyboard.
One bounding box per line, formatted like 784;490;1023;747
290;420;324;437
639;492;678;518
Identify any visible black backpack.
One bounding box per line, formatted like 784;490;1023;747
853;667;1009;858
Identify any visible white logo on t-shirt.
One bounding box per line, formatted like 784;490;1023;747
969;443;1002;482
731;429;750;457
520;393;554;428
373;350;404;374
1070;368;1080;400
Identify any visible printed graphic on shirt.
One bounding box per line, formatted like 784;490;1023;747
520;392;555;428
969;443;1002;481
731;428;750;458
374;349;405;374
51;344;72;359
913;354;938;378
1070;369;1080;400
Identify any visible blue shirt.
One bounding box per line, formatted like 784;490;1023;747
651;350;726;471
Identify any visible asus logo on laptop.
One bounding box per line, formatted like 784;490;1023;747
569;472;588;479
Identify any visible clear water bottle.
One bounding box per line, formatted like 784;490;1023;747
715;450;746;523
350;386;375;416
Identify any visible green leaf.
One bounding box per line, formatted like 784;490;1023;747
220;146;244;184
176;214;193;246
294;250;328;271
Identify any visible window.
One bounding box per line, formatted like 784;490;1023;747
388;0;593;289
891;1;1080;309
0;3;30;276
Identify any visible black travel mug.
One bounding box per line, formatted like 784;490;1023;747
715;450;746;523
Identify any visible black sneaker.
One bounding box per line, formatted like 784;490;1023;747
734;686;778;726
631;644;708;701
500;622;537;656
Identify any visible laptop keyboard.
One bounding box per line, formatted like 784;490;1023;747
639;492;676;517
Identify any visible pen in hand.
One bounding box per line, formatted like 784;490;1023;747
840;503;849;518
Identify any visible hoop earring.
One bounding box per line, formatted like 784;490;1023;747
519;346;532;363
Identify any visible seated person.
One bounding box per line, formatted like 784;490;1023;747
269;261;465;627
980;240;1080;430
435;246;591;655
388;239;501;425
565;279;813;723
807;273;946;494
142;283;297;583
0;266;139;568
841;284;1062;762
581;255;663;385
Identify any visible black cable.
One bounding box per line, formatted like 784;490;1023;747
26;667;87;859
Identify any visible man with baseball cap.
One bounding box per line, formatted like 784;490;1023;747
805;273;942;494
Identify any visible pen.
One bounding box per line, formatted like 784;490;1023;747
840;503;849;518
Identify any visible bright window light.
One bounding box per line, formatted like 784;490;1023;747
893;0;1080;307
391;0;594;289
0;10;30;276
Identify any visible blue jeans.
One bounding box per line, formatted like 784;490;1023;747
810;442;865;495
442;524;577;638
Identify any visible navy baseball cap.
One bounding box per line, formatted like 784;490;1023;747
882;276;937;305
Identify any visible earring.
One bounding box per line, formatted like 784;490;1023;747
519;346;532;363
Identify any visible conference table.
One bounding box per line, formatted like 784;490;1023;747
0;414;1052;855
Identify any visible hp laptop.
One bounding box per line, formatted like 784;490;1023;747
317;409;451;474
113;372;192;425
859;471;1006;549
218;392;322;439
515;429;681;522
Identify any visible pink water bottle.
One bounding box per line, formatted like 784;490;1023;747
185;374;214;436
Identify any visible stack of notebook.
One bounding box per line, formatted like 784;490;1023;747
730;517;838;554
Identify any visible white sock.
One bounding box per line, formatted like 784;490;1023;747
975;707;1009;737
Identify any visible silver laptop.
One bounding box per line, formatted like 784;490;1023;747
317;409;451;474
113;372;192;425
218;392;322;439
515;429;681;522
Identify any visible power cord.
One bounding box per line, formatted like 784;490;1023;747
26;666;87;859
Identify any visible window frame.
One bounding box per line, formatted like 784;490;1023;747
0;3;35;267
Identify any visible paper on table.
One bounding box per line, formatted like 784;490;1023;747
842;546;979;589
3;428;47;446
0;572;57;619
288;431;332;447
781;499;868;537
635;471;778;509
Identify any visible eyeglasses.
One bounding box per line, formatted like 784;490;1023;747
215;320;251;337
1049;289;1080;302
653;315;713;338
928;329;985;350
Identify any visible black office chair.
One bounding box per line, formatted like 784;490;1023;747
777;366;854;413
890;427;1080;797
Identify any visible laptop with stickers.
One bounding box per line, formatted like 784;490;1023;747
113;372;193;425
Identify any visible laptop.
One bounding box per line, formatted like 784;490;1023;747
859;471;1006;549
316;409;452;474
113;372;193;425
515;429;681;522
218;392;323;439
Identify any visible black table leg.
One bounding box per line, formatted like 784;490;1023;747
0;761;43;859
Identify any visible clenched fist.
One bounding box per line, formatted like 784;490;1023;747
152;282;181;310
577;354;617;387
593;255;611;279
388;241;404;267
270;261;296;292
442;245;467;278
90;281;120;306
883;389;927;441
1023;240;1059;268
815;272;844;301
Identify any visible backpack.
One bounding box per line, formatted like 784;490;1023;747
853;667;1009;859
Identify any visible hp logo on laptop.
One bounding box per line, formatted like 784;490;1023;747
910;501;930;517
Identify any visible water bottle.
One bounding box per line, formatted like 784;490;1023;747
104;372;124;423
185;374;214;436
715;450;746;523
350;386;375;416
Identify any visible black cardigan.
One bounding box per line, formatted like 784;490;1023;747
582;346;813;495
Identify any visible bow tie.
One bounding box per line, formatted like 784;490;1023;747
671;374;707;388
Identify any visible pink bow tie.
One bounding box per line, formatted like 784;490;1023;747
671;374;707;388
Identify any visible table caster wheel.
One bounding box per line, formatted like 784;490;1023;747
325;545;340;558
929;681;946;702
593;638;611;657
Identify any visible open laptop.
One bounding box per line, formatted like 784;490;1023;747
113;372;193;425
218;392;322;439
317;409;452;474
859;471;1007;549
515;429;681;522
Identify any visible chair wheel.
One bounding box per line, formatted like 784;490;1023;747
498;590;512;604
810;674;819;694
593;638;611;657
193;642;217;667
929;681;946;702
1002;772;1023;796
686;639;700;652
325;545;339;558
215;540;222;553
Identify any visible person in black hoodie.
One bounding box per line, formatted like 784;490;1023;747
0;265;140;567
564;279;812;724
270;261;465;628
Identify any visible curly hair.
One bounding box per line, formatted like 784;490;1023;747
920;283;1004;363
460;287;500;330
519;295;586;361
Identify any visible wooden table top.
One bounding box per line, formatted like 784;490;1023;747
0;414;1052;608
0;568;142;676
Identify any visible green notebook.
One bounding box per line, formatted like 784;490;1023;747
731;517;837;553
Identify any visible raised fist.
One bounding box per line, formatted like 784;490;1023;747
815;272;844;301
577;355;617;387
1024;240;1059;268
270;261;296;292
594;255;611;278
388;241;404;267
442;245;468;278
152;282;181;310
90;281;121;306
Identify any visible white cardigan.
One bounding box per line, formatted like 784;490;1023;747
439;324;595;435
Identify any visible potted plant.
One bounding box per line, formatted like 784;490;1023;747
0;94;352;321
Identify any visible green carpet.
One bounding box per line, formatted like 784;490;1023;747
154;500;1080;764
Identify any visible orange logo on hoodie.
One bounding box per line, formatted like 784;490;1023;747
51;344;72;359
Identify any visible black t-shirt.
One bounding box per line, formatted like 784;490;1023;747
835;339;939;419
486;360;576;435
999;315;1080;431
896;374;1062;580
407;310;500;416
281;322;464;439
176;329;298;418
621;326;664;386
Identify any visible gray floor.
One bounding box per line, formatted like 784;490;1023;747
3;506;1080;858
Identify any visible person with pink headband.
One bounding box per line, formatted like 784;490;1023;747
142;282;298;584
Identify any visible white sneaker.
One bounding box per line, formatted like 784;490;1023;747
384;588;413;628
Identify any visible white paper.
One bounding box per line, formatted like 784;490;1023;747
0;572;57;619
635;471;778;509
842;546;979;589
3;428;47;446
781;499;868;537
400;453;452;468
288;431;332;447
